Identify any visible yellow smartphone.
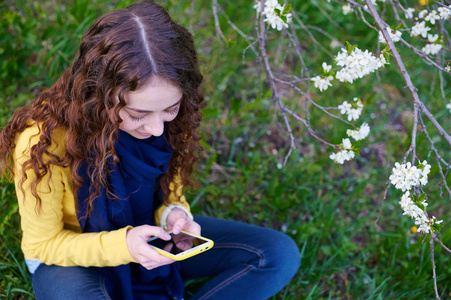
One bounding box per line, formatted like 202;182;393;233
147;230;214;261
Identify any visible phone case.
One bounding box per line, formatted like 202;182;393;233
149;230;214;261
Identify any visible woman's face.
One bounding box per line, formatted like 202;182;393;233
116;77;182;139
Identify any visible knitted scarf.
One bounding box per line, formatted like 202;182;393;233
77;130;184;300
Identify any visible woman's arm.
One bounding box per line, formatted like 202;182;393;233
14;125;136;267
154;173;200;237
154;173;193;229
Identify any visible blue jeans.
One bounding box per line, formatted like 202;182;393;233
32;216;300;299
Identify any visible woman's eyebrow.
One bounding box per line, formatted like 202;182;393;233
126;100;181;113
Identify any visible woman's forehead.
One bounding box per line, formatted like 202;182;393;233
124;77;182;111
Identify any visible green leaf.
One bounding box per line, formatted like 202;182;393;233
414;193;426;210
282;3;292;14
415;203;424;211
353;140;361;149
432;223;444;233
345;42;358;55
345;41;351;52
417;193;426;203
383;52;391;62
395;23;404;30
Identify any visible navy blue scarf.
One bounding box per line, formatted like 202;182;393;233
77;130;184;300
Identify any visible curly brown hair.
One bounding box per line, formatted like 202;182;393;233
0;0;203;216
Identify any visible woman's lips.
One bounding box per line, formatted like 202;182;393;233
137;131;152;137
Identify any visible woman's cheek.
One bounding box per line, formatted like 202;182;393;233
118;119;138;131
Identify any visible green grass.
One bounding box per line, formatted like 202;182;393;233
1;0;451;299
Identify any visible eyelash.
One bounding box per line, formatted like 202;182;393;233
167;106;179;115
130;115;145;122
129;107;180;122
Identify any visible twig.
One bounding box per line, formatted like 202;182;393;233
188;0;196;34
433;234;451;254
283;107;336;148
292;11;334;58
418;113;451;199
273;77;354;126
430;0;451;8
363;2;450;298
287;23;308;79
311;0;342;28
374;183;391;231
398;38;451;74
305;25;345;49
429;237;440;300
212;0;227;43
216;4;258;59
257;0;297;164
363;0;451;148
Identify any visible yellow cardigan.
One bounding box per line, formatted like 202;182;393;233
13;123;191;268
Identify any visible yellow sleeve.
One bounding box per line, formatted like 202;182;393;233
14;125;135;267
154;173;191;227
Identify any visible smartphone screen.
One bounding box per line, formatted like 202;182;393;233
148;232;209;255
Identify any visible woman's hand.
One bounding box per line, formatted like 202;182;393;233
166;207;200;235
166;208;201;251
126;225;175;270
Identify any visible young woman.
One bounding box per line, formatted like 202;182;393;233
0;1;300;299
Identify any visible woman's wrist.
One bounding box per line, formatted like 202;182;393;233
159;204;193;230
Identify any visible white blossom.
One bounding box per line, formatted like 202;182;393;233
433;216;444;225
427;34;439;43
438;6;451;19
338;101;351;114
410;21;431;38
311;75;333;92
418;9;428;19
347;122;370;141
335;47;388;84
420;160;431;178
330;149;355;164
329;138;356;164
265;12;292;31
322;62;332;73
378;26;402;44
404;8;415;19
399;191;412;210
254;0;278;13
404;204;424;220
342;138;352;150
425;10;440;25
254;0;292;31
446;66;451;72
389;161;431;192
446;100;451;113
417;223;431;234
397;191;440;235
421;43;443;55
338;97;363;121
342;4;353;15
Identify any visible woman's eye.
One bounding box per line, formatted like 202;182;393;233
166;106;180;116
129;115;145;122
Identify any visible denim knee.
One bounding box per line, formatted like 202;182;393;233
33;264;111;300
263;230;300;283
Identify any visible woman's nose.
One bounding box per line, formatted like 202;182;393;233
142;116;164;137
